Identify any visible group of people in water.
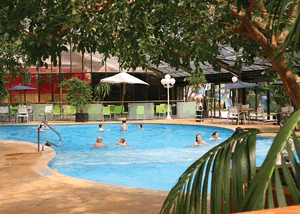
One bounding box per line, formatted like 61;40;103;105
96;119;221;148
193;132;221;146
94;120;143;148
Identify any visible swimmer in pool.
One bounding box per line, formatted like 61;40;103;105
93;136;106;147
193;134;208;146
138;123;143;130
115;137;128;146
210;132;220;140
98;123;104;131
121;120;128;131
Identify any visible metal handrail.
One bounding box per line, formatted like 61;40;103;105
37;121;62;151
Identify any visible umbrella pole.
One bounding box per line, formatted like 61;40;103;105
20;91;22;104
121;83;125;118
24;91;26;104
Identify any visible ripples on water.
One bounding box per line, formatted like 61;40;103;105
1;124;275;190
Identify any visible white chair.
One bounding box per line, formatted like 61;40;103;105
0;106;9;122
17;106;29;123
241;104;249;108
281;107;289;113
227;106;242;125
26;106;35;121
240;104;250;123
288;106;294;112
39;105;53;121
252;105;277;124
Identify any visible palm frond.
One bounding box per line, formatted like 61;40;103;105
160;109;300;214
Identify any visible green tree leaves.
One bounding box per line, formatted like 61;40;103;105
60;77;92;113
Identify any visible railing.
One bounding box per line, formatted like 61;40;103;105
37;121;62;152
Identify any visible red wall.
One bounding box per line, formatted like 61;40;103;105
6;68;89;95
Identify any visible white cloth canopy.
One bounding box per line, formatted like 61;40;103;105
100;72;149;85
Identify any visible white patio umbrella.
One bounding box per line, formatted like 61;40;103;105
100;72;149;115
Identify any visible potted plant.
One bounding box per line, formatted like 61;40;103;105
93;82;111;101
61;77;92;122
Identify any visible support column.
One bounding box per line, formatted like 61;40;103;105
38;67;40;103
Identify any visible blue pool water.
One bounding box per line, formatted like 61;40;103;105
0;124;274;191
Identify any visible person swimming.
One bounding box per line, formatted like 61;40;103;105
210;132;220;140
121;120;128;131
93;136;106;147
115;137;128;146
98;123;104;131
193;134;208;146
138;123;143;130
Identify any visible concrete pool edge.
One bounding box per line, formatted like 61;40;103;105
0;140;169;214
1;119;292;213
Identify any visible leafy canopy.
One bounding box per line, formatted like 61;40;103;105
60;77;92;112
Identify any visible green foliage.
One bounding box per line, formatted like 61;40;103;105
186;70;207;92
60;77;92;113
0;72;6;103
94;82;111;101
160;109;300;213
0;34;27;102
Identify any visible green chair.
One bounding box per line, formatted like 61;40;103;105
10;106;18;122
53;105;63;120
164;104;172;116
136;106;145;120
103;106;111;121
121;106;128;114
155;105;166;119
65;105;76;120
112;105;122;119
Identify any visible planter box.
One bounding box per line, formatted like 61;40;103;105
75;113;88;122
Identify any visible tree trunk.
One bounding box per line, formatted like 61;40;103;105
271;57;300;109
240;16;300;109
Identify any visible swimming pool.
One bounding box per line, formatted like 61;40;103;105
0;124;273;191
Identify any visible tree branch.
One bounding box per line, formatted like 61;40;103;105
276;4;298;46
258;0;269;18
247;0;258;17
231;9;275;59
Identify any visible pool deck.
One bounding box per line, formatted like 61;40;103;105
1;118;300;213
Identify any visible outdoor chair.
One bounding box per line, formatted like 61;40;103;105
155;105;166;119
121;105;128;114
26;106;35;121
241;104;249;108
227;106;242;125
64;105;76;120
111;105;122;119
164;104;172;116
102;106;111;121
53;105;63;120
240;104;250;123
16;106;29;123
136;105;145;120
0;106;10;122
39;105;53;121
9;106;18;122
251;105;277;124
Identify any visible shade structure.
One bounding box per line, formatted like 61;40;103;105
7;85;37;103
221;81;258;90
100;72;149;116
